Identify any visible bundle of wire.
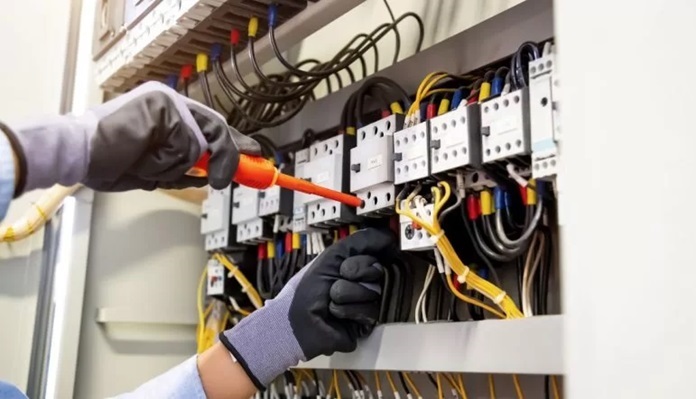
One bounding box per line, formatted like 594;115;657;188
186;1;423;133
395;181;523;319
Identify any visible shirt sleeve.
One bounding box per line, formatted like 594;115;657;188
0;131;16;221
112;356;207;399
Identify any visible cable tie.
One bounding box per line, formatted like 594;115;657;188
32;202;48;221
493;291;507;305
456;268;470;284
430;230;445;244
506;163;528;187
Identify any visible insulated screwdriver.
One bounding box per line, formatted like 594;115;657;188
189;152;364;208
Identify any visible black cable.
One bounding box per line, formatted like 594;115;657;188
382;0;401;64
398;373;411;396
199;73;214;107
461;208;502;285
312;370;320;397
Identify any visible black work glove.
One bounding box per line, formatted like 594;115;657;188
219;228;397;389
5;81;261;193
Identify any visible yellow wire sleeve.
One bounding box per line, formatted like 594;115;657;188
436;373;443;399
403;372;422;398
488;375;496;399
457;374;469;399
385;372;398;394
551;376;561;399
395;182;524;319
512;375;525;399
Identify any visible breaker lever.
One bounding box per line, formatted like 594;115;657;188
188;152;364;208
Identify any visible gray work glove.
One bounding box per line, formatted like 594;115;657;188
219;228;397;389
3;81;260;193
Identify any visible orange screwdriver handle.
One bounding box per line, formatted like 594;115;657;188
188;153;364;208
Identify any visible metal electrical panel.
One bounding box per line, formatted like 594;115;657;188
305;135;359;227
430;104;482;174
480;89;531;163
394;121;430;184
529;49;560;179
350;114;403;216
201;186;237;251
399;201;435;251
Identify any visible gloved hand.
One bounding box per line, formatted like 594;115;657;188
219;228;397;389
1;81;260;193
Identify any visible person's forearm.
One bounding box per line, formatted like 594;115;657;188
197;342;257;399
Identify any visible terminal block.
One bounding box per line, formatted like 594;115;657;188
399;200;435;251
350;114;403;216
394;121;431;184
236;217;271;244
201;186;240;251
306;135;360;227
529;49;560;179
429;104;482;174
480;88;531;163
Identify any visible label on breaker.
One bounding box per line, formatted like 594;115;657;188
207;260;225;296
403;148;422;161
367;154;383;170
315;171;330;184
491;117;519;136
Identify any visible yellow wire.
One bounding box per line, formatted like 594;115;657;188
488;375;496;399
214;253;264;309
236;308;251;316
407;72;449;117
457;374;469;399
295;371;304;396
196;266;206;353
403;372;422;398
446;276;506;319
333;371;342;399
374;371;382;393
328;373;336;398
442;373;464;398
436;373;443;399
512;375;525;399
551;376;561;399
385;372;398;394
395;182;524;319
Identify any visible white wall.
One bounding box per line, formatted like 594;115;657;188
73;191;206;398
0;0;72;390
555;1;696;398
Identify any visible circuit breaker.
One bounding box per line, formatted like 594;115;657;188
206;258;225;296
305;135;360;227
258;185;293;217
429;104;482;174
232;186;270;244
529;47;560;179
200;186;238;251
399;200;435;251
480;89;531;163
394;121;431;184
350;114;403;216
292;148;312;232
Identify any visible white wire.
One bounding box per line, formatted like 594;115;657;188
414;265;435;324
524;233;546;316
